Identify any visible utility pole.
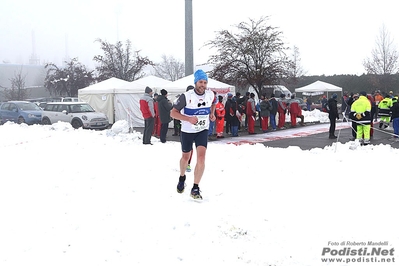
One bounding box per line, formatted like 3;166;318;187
185;0;194;76
29;30;40;65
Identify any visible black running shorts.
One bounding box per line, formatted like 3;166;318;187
180;130;209;152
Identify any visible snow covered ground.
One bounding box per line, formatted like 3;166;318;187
0;114;398;265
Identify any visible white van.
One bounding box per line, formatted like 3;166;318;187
248;85;292;103
60;97;79;102
263;85;292;99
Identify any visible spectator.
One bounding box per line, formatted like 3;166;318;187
277;94;287;129
246;92;257;134
366;94;376;138
306;96;312;111
259;95;272;132
224;93;233;134
208;91;217;139
341;92;349;119
157;89;173;143
153;93;161;137
350;91;372;145
239;92;250;129
269;93;278;131
172;94;182;136
139;86;155;145
215;95;225;138
287;94;304;127
373;91;384;122
327;93;339;139
235;92;243;130
378;93;393;129
321;95;328;112
229;95;242;137
390;97;399;140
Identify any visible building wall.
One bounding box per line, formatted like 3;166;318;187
0;64;49;101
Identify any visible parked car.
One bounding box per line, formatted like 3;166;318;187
59;97;79;102
41;102;109;129
293;98;308;111
0;101;43;125
38;102;48;109
278;97;308;111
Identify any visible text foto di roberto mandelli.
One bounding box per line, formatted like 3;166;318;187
328;241;390;246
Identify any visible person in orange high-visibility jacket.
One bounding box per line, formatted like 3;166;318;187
215;95;226;138
350;91;372;145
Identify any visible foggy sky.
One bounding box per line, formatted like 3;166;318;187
1;0;399;76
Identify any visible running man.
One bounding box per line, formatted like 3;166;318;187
170;69;216;199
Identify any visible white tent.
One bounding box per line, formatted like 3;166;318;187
294;80;342;97
78;78;133;124
78;76;171;127
113;76;171;128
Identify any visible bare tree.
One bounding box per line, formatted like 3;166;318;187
45;58;94;97
206;17;292;96
363;25;399;90
153;55;185;81
3;68;29;101
285;46;306;87
93;39;154;82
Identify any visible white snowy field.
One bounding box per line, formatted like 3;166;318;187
0;118;398;266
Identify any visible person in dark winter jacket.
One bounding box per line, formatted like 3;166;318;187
224;93;233;134
259;95;272;132
229;96;242;137
390;97;399;140
327;93;339;139
269;94;278;130
157;89;173;143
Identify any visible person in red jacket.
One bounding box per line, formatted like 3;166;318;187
139;86;155;145
277;94;287;129
288;95;304;127
246;93;257;134
215;95;225;138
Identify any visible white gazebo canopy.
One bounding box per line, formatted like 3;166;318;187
295;80;342;97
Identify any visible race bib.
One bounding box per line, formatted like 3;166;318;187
191;115;209;131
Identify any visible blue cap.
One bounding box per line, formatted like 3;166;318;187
332;93;338;99
194;69;208;84
227;93;233;98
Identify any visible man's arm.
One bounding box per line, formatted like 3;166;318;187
149;99;155;117
209;104;216;122
170;108;198;125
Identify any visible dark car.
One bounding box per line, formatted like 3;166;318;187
0;101;42;125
